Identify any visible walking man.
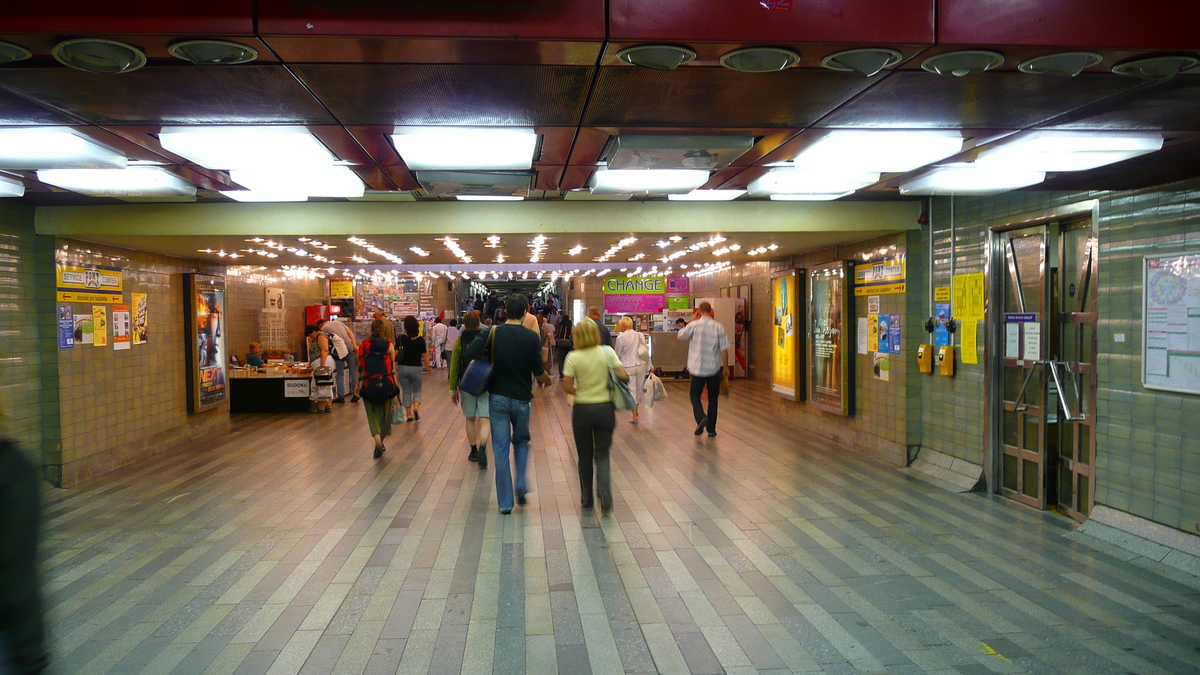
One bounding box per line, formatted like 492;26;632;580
317;317;357;403
677;302;729;437
463;294;553;514
586;306;612;346
430;316;449;368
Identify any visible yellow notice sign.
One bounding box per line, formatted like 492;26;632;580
934;286;951;303
952;273;985;319
57;291;123;304
330;279;354;298
961;319;979;364
867;314;879;352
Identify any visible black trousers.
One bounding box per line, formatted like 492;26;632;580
572;402;616;509
689;371;721;433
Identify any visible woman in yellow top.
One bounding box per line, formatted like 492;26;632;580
561;317;628;514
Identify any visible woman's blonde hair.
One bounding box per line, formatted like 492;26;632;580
573;317;602;350
616;316;633;332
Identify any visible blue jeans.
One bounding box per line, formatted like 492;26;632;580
489;394;531;512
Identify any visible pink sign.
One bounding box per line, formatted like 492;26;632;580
604;293;664;313
667;276;690;294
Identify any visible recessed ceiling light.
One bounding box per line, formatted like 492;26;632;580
37;167;195;197
159;126;334;170
168;40;258;65
392;128;538;171
791;130;964;173
615;45;696;71
0;41;32;65
748;169;879;196
719;47;800;73
1112;54;1200;80
591;169;709;195
0;175;25;198
52;38;147;74
1017;52;1102;77
821;48;903;77
230;165;364;198
668;189;746;201
976;131;1163;172
921;50;1004;77
899;165;1045;195
0;129;127;170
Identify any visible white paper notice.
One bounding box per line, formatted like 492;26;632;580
867;296;880;314
1022;322;1041;360
857;317;869;355
1146;348;1169;377
1006;323;1020;359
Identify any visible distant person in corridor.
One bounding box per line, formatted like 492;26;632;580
449;311;489;470
562;317;627;515
463;294;552;514
586;306;612;346
677;302;729;437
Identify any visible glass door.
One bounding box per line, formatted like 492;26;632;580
992;216;1098;518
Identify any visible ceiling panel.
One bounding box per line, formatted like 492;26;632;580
816;71;1140;129
1044;76;1200;131
939;0;1200;49
0;66;335;125
609;0;934;44
0;87;80;125
261;37;601;66
291;64;593;127
0;1;254;35
585;67;879;128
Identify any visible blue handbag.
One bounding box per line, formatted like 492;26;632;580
458;327;496;397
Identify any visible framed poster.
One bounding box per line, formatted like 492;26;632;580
720;287;730;298
809;261;854;415
185;274;227;412
1143;251;1200;394
771;270;803;400
737;284;751;322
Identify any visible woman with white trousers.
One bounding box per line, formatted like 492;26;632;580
613;316;649;424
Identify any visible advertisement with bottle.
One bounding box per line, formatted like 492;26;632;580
185;274;227;412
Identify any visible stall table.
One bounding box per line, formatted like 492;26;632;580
230;369;313;413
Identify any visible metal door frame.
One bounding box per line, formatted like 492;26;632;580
984;200;1099;505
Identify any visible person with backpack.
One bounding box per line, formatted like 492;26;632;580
448;311;488;469
357;319;399;459
554;314;574;380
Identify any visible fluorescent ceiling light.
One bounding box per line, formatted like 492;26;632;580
391;127;537;170
231;165;365;198
222;190;307;202
591;169;708;195
159;126;334;169
456;195;524;201
976;131;1163;172
899;165;1045;195
563;190;630;201
37;167;195;197
770;192;853;201
0;175;24;197
0;128;126;170
792;130;964;173
748;168;880;196
668;189;746;201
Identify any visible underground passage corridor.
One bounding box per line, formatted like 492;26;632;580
40;381;1200;675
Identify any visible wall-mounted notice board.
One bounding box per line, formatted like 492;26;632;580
1143;251;1200;395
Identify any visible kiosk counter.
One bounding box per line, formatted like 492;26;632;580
229;366;315;413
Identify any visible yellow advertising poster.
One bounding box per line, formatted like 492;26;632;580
867;314;879;352
961;319;979;364
329;279;354;299
952;272;986;319
771;271;799;400
131;293;148;344
92;306;108;347
56;263;124;303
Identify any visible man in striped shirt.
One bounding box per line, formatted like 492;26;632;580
677;301;729;438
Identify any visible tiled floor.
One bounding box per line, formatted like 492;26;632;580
41;375;1200;674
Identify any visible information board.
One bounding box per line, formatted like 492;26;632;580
1143;252;1200;394
771;269;802;400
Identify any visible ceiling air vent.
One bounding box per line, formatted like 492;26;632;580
719;47;799;73
1018;52;1102;77
168;40;258;66
921;50;1004;77
414;170;533;197
1112;54;1199;80
615;45;696;71
52;38;146;74
607;135;754;170
821;48;902;77
0;41;32;65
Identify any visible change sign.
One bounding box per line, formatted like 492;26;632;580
603;277;666;313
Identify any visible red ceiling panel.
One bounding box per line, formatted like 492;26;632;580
257;0;604;40
939;1;1200;50
261;37;600;66
0;88;80;125
0;1;254;35
609;0;934;45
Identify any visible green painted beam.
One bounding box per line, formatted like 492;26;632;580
34;200;921;236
